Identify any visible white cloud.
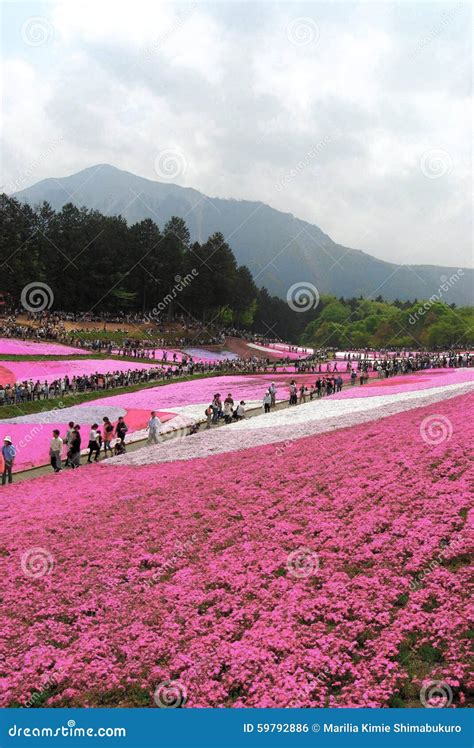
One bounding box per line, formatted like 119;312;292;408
1;0;471;267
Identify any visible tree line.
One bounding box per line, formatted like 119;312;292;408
300;296;473;349
0;195;472;348
0;195;310;338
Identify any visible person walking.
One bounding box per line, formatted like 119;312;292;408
64;420;75;448
64;421;76;467
115;416;128;449
68;426;81;469
146;411;161;445
102;416;114;457
1;436;15;485
289;381;297;405
49;429;63;473
263;390;271;413
269;382;276;407
87;424;101;463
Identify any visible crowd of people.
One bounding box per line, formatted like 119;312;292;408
205;394;247;427
0;356;296;407
1;310;318;359
1;318;473;485
0;367;176;406
0;318;69;345
0;343;334;407
1;342;471;484
340;350;472;369
1;409;164;482
5;311;291;352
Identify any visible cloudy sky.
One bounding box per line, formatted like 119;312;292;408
1;0;472;267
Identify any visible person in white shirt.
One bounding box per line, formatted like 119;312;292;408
235;401;246;420
50;429;63;473
147;410;162;445
263;390;271;413
269;382;276;407
87;423;101;463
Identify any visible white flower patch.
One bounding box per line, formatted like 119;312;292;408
0;405;127;425
231;381;473;431
106;381;474;467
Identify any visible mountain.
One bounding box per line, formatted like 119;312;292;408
13;164;473;306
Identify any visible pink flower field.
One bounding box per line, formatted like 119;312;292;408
0;338;88;356
0;358;159;386
332;368;474;399
0;391;472;708
0;372;347;470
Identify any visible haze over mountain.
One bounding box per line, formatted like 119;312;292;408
14;164;473;306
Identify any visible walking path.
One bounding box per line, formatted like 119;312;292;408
7;392;323;483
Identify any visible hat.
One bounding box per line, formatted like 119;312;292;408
4;436;12;443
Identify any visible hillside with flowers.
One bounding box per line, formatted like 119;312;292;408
0;367;472;709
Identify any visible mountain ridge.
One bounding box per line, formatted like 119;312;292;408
13;164;473;305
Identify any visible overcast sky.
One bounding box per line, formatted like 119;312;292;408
1;0;472;267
